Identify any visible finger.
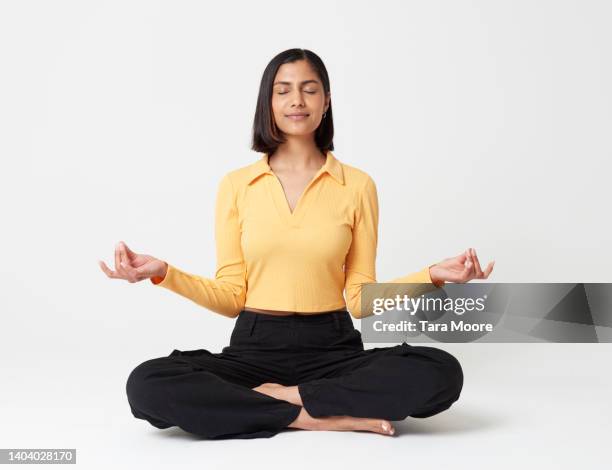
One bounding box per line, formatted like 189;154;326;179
467;249;478;276
462;256;474;283
471;248;484;278
119;246;138;282
114;243;126;276
121;241;137;261
120;258;138;282
483;261;495;278
99;260;118;279
120;244;132;268
465;249;473;266
120;247;148;282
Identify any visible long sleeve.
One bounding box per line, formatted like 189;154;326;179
151;173;247;318
344;175;442;319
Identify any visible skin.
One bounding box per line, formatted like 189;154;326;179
99;59;495;437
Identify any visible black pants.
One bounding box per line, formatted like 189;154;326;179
126;309;464;439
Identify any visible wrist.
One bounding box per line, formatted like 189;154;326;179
159;261;168;279
429;265;444;288
151;261;168;285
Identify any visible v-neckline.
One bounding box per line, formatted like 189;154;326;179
266;153;328;226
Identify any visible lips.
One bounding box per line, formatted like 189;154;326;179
286;113;309;121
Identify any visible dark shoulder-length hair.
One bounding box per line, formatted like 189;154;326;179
251;48;334;155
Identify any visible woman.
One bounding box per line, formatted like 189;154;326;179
99;48;494;440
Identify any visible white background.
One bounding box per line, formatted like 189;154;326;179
1;1;610;469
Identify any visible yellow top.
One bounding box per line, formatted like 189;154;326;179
152;150;442;319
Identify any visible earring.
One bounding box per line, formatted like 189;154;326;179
323;112;327;118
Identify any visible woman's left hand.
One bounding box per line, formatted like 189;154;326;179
429;248;494;285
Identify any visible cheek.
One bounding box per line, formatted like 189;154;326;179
309;97;324;110
271;102;289;124
309;94;325;107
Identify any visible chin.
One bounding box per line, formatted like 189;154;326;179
278;127;316;137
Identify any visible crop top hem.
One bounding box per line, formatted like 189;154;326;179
243;301;349;314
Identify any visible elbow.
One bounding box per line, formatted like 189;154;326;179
346;297;372;320
345;288;365;319
208;283;246;319
225;288;247;319
345;277;377;320
349;310;363;320
225;309;242;319
348;306;373;320
347;298;361;319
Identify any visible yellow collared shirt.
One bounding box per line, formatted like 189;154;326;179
152;151;439;318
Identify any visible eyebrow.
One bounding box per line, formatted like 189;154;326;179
273;80;320;86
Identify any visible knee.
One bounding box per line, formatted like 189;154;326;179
404;346;464;401
433;348;464;400
125;359;166;410
402;348;464;419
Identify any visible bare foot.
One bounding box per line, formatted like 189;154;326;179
253;383;395;436
288;407;395;436
252;382;302;406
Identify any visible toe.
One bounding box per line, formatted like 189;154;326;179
381;420;395;435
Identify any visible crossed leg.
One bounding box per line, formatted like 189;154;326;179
253;343;464;435
126;348;303;439
126;343;463;439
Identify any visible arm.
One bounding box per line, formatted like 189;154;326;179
151;173;247;318
344;176;443;319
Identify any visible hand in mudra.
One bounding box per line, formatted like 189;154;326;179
98;241;167;283
430;248;494;285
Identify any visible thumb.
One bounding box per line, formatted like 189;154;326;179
120;241;138;260
456;250;469;264
462;258;473;280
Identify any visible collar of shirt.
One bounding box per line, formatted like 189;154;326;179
246;150;345;186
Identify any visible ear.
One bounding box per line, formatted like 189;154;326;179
325;92;331;112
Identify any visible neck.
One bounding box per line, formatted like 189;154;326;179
270;136;325;171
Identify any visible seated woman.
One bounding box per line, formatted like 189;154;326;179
99;48;494;440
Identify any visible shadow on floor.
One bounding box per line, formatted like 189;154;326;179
393;406;504;436
157;405;503;440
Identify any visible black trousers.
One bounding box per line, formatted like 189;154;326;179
126;309;464;440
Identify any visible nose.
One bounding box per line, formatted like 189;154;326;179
290;89;306;108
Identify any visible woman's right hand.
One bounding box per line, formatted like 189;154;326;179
98;241;168;283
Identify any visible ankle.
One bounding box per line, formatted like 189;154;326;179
288;407;320;430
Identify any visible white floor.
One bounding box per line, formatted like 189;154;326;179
1;343;609;470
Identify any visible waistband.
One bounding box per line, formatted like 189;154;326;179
236;309;352;334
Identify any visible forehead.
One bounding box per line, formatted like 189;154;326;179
273;60;320;84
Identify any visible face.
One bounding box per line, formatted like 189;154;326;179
271;60;330;139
